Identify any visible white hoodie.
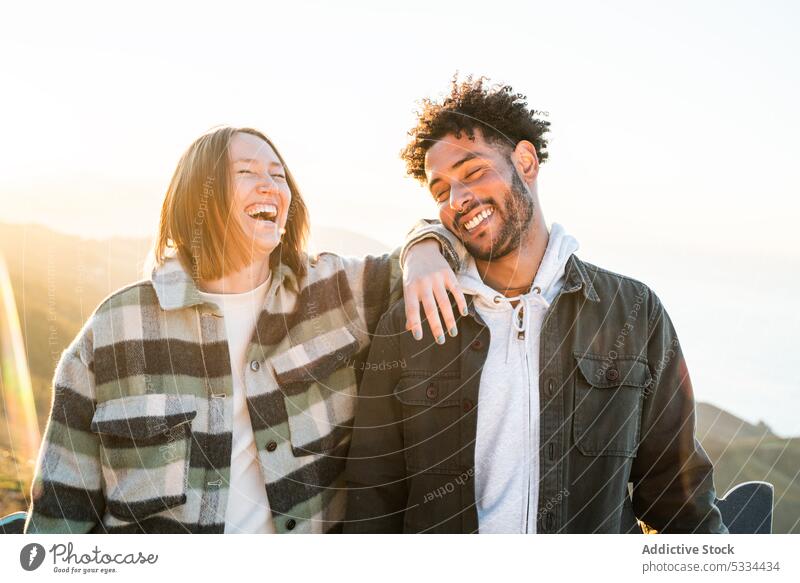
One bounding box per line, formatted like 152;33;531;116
457;223;579;533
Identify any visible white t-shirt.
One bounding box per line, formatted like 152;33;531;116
198;275;276;534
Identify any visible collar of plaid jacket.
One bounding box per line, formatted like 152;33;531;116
150;254;300;315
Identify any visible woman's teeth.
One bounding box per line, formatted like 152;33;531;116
464;206;494;231
245;203;278;222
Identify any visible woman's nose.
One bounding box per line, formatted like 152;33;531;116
256;176;280;194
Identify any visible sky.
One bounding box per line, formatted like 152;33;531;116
0;0;798;434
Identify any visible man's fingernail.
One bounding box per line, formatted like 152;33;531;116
436;334;445;345
413;329;422;340
449;326;458;337
461;307;469;316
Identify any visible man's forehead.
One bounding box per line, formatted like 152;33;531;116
424;131;495;177
425;130;504;183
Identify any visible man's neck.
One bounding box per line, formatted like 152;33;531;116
474;220;549;297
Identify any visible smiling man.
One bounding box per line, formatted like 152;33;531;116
344;77;728;534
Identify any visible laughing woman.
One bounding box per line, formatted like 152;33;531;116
24;127;466;533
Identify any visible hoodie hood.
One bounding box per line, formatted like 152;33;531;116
457;222;580;311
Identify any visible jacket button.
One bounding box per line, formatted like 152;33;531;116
547;379;555;396
266;441;277;452
606;368;619;382
470;339;483;350
250;360;261;372
463;399;474;412
286;519;296;531
425;384;438;399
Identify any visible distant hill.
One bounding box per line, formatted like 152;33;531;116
0;223;152;439
307;225;391;256
695;403;799;534
0;222;797;532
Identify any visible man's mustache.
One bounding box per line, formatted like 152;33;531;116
455;199;496;229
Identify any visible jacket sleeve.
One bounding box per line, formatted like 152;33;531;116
24;321;105;533
344;311;408;533
630;293;728;533
333;219;463;341
399;218;468;273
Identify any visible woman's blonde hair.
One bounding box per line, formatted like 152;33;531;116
153;126;309;281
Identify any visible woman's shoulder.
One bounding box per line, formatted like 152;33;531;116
92;279;159;316
300;249;395;282
65;279;159;357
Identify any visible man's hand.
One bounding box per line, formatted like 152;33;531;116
402;239;468;344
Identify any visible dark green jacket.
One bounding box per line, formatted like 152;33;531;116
344;255;728;534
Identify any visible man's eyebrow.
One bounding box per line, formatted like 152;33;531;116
450;152;480;170
428;152;486;190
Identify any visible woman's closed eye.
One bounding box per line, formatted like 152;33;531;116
237;168;285;180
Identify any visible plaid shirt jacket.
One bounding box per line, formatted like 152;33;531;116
25;221;462;534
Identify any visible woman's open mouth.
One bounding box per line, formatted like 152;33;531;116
245;203;278;223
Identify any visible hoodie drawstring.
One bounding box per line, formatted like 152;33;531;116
493;289;551;364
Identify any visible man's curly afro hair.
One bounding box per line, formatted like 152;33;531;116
401;75;550;183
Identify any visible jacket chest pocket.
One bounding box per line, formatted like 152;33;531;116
271;327;360;457
91;393;197;522
394;375;463;473
572;353;651;458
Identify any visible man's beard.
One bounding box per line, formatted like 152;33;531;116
461;170;534;262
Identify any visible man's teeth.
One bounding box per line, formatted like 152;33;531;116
464;206;495;231
245;203;278;221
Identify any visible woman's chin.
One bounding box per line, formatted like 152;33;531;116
249;235;281;259
237;222;284;260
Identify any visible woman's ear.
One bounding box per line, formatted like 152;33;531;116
513;140;539;183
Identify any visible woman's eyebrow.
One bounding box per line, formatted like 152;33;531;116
232;158;283;169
